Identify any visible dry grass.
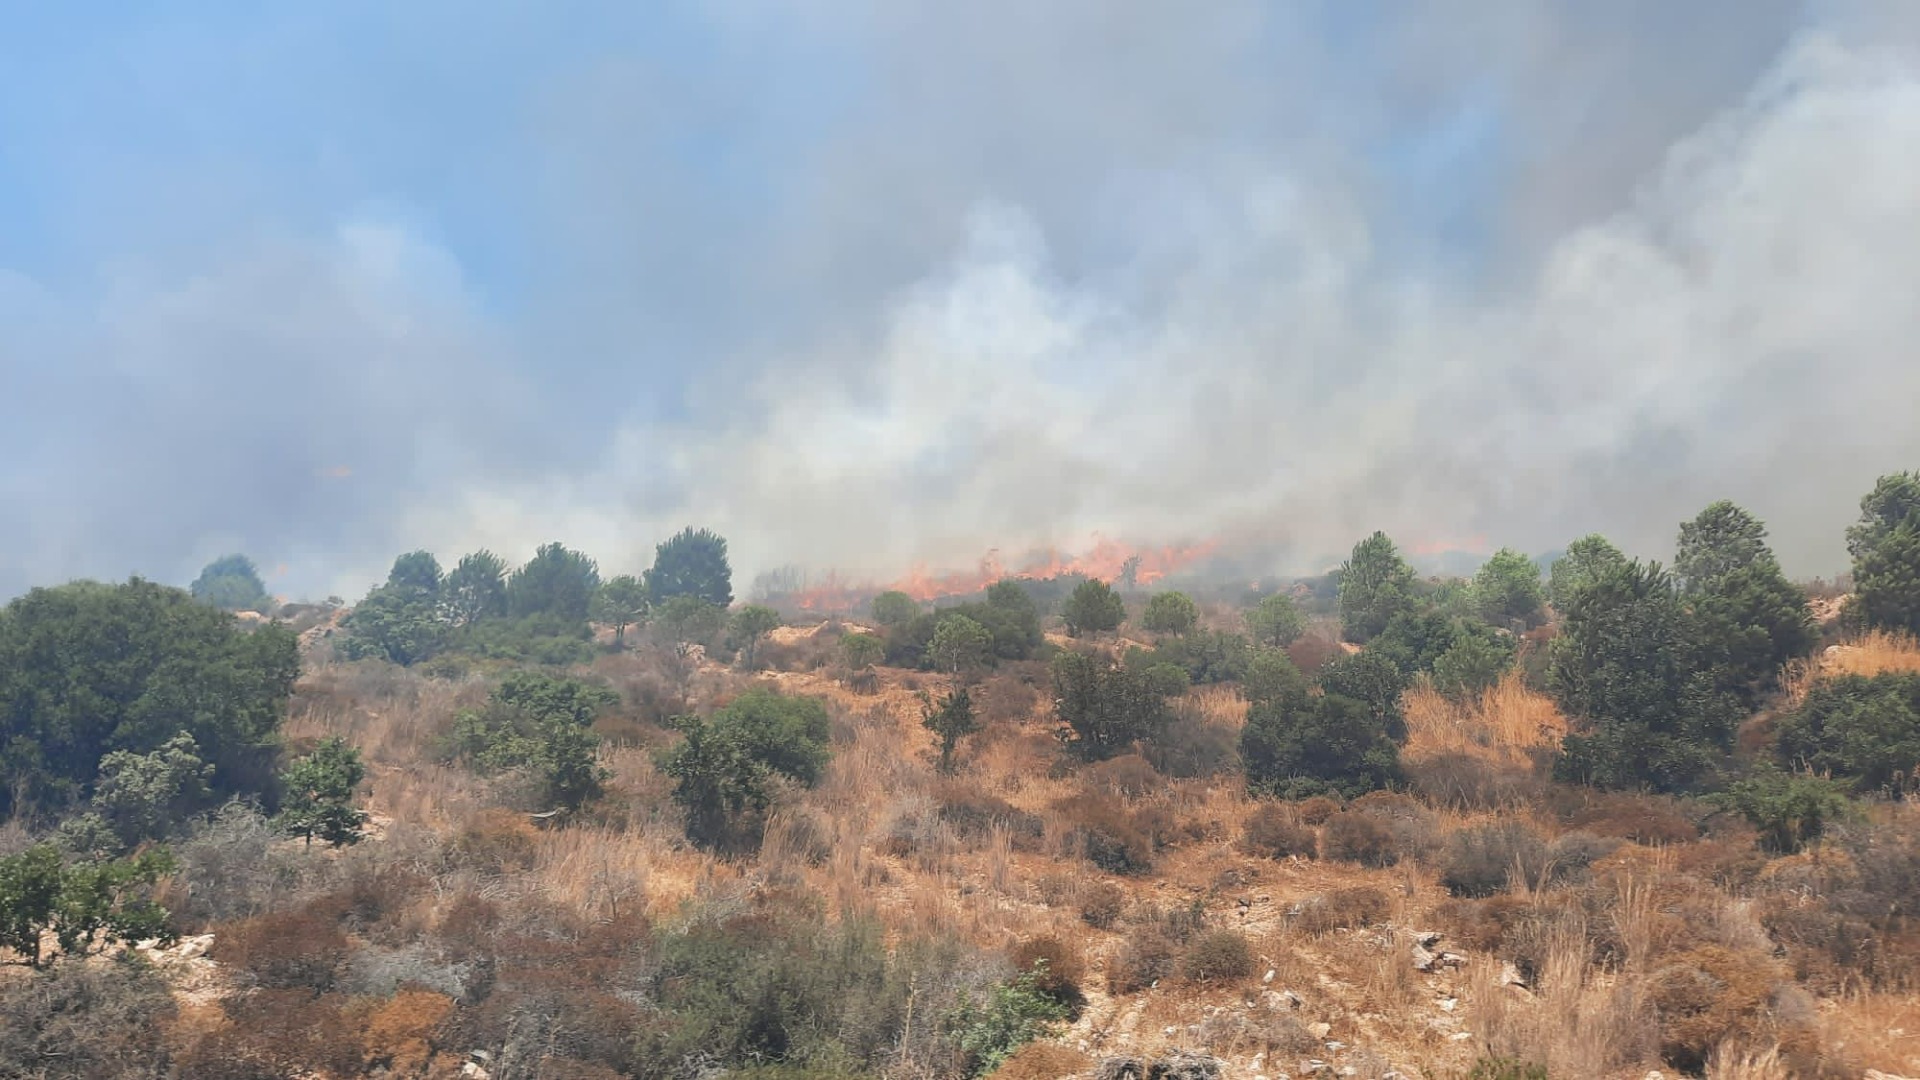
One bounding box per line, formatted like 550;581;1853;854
1782;628;1920;706
1403;673;1567;766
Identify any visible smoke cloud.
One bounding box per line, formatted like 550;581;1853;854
3;3;1918;599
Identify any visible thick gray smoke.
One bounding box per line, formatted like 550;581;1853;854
3;2;1918;599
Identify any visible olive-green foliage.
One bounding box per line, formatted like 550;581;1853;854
1707;768;1855;854
655;595;726;654
885;585;1043;670
921;687;980;774
1472;548;1546;629
1240;689;1400;799
729;604;784;668
1776;673;1920;794
1431;633;1515;701
451;673;618;810
0;578;299;818
1052;652;1172;761
1317;650;1410;741
341;550;453;665
1465;1057;1548;1080
1371;608;1507;678
1062;578;1126;637
646;526;733;607
189;553;271;613
870;590;921;628
276;736;367;847
1550;558;1741;792
1142;591;1199;636
441;549;509;628
840;632;885;670
88;732;213;848
1138;661;1192;698
946;969;1069;1078
507;542;601;622
1338;532;1417;643
1848;471;1920;561
1675;502;1814;702
929;613;994;674
592;573;649;647
1243;649;1310;711
657;689;833;851
1137;630;1253;685
0;843;175;968
386;550;443;595
1247;591;1307;648
1856;522;1920;636
1546;534;1627;611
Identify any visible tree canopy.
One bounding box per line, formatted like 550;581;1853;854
1338;532;1417;643
1471;548;1546;628
646;527;733;608
1061;578;1125;637
1246;592;1307;648
189;554;271;613
1141;591;1199;636
507;542;601;622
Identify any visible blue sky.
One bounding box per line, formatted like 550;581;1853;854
9;1;1920;597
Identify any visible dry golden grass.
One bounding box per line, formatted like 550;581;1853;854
1782;627;1920;706
1403;672;1567;768
1816;992;1920;1075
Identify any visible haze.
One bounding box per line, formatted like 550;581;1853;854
5;1;1920;600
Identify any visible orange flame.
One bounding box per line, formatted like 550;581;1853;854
790;537;1221;612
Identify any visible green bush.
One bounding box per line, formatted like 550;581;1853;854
947;970;1070;1078
1777;673;1920;794
1053;652;1171;761
657;690;834;851
450;673;618;810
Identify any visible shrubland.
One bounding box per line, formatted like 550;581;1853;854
3;477;1920;1077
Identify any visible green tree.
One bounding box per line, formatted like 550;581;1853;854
441;550;509;628
386;550;444;597
591;574;650;648
1241;691;1401;799
1776;673;1920;793
1550;559;1739;792
655;595;725;656
840;632;885;671
728;604;783;668
656;690;832;851
340;582;445;665
1051;652;1170;760
90;733;213;847
1472;548;1546;628
1708;768;1855;854
1338;532;1417;643
507;542;601;622
930;613;994;675
870;590;921;628
704;689;834;786
946;970;1069;1079
921;687;980;774
646;527;733;608
1546;534;1628;610
1318;649;1410;741
1432;634;1515;701
1847;471;1920;561
1247;592;1307;648
0;579;299;818
1675;501;1768;590
0;844;175;968
189;554;270;613
276;737;367;847
1061;578;1125;637
1243;649;1310;711
450;673;618;810
976;580;1044;659
1142;591;1199;636
1855;523;1920;637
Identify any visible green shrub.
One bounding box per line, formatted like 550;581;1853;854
947;970;1069;1078
450;672;618;810
1777;673;1920;794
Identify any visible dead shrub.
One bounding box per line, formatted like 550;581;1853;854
1320;811;1398;867
1287;635;1339;675
1238;803;1316;860
1293;795;1340;825
977;675;1041;726
1106;928;1179;994
991;1042;1094;1080
178;990;365;1080
360;988;454;1076
1086;753;1163;797
0;955;176;1080
1078;881;1128;929
1054;792;1159;875
1197;1006;1320;1058
211;904;352;993
1440;821;1551;898
1407;751;1539;809
1010;935;1087;1015
1180;929;1254;983
1557;789;1701;846
1144;707;1241;779
450;807;541;874
935;778;1045;848
1645;945;1790;1074
1295;886;1391;936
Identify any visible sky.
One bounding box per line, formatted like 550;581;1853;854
4;0;1920;600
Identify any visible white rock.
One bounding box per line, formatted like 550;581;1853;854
1263;969;1277;984
1449;1031;1474;1042
1325;1040;1346;1052
1438;997;1457;1012
1309;1022;1331;1039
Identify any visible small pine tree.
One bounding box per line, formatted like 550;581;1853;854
1062;579;1126;637
921;687;980;774
277;737;368;847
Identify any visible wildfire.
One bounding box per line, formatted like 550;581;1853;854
789;537;1221;612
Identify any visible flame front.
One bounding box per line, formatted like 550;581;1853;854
789;537;1220;612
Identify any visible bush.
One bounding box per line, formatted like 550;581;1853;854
1179;929;1254;983
450;672;618;810
212;904;351;992
1238;804;1316;860
1293;795;1340;825
947;970;1069;1079
1776;673;1920;794
1055;793;1159;875
1320;811;1398;867
1078;881;1128;929
1143;706;1240;779
1009;936;1086;1015
1294;886;1390;936
0;954;176;1079
1086;754;1162;798
1556;790;1700;845
1053;652;1173;761
1241;687;1400;799
1466;1059;1548;1080
1645;945;1789;1074
1106;929;1178;994
1196;1006;1319;1059
1438;821;1550;898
